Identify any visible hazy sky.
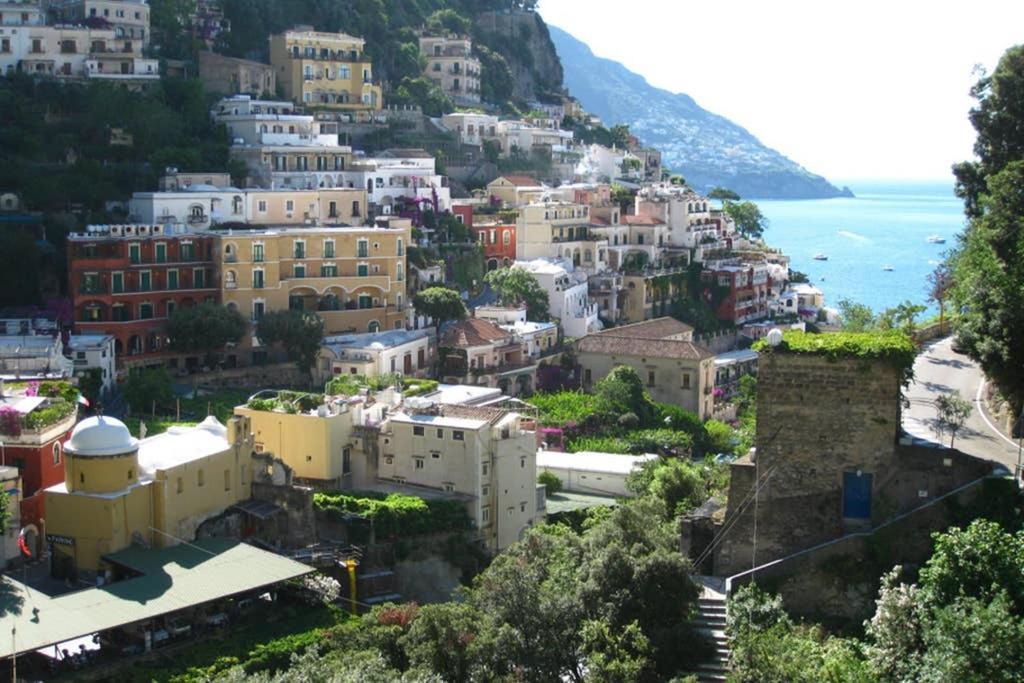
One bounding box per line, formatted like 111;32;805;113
538;0;1024;181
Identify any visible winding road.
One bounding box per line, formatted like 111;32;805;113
903;337;1021;476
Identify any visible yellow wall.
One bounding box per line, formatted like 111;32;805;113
152;447;249;545
235;407;357;483
45;484;151;573
65;452;140;494
270;30;382;110
578;352;714;419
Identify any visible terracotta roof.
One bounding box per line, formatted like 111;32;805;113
440;318;512;348
577;335;713;361
492;175;543;188
594;317;694;340
622;214;665;226
578;317;712;361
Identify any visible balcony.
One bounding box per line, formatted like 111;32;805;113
187;214;208;225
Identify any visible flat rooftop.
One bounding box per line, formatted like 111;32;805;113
0;538;312;659
537;450;658;476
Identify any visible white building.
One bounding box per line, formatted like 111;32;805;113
495;119;574;158
635;184;727;252
342;154;451;215
439;112;498;147
537;450;658;498
67;334;116;396
0;336;73;380
513;258;599;338
0;22;157;81
381;402;541;551
316;328;431;382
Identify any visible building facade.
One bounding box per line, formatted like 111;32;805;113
198;50;275;96
269;29;382;111
419;35;481;104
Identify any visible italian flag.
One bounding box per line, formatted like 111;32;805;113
77;393;90;408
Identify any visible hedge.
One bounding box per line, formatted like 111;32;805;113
313;491;470;538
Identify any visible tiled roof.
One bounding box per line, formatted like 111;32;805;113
595;317;694;340
440;318;512;348
622;214;665;226
492;175;543;188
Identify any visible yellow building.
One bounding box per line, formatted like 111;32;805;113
218;223;410;356
269;29;382;111
44;415;253;576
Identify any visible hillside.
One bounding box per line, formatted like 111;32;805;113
549;26;852;200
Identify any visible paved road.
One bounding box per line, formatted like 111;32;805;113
903;337;1020;475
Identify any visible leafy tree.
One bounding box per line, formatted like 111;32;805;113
167;302;247;365
708;187;741;200
595;366;652;422
392;77;453;117
934;393;972;448
77;367;104;405
579;619;651;683
484;267;550;320
788;269;810;284
123;368;173;414
838;298;876;332
724;200;768;240
477;44;514;104
878;300;927;336
399;602;483;683
425;9;470;35
926;261;954;327
255;309;324;377
537;470;562;495
413;287;467;341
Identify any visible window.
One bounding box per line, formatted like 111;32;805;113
648;370;656;387
342;447;351;475
224;469;231;491
436;428;444;439
52;443;61;465
139;302;153;319
396;263;403;282
293;240;304;258
193;269;205;289
176;477;183;494
503;230;511;245
357;263;368;277
520;502;527;513
431;452;440;460
253;269;265;289
482;463;489;476
165;300;176;318
128;243;141;264
257;200;268;213
252;243;264;262
320;264;337;277
520;457;526;469
358;294;371;309
139;271;151;291
294;264;305;278
253;301;265;321
339;65;350;79
396;238;404;256
453;430;464;441
681;372;691;389
414;458;424;470
198;469;205;487
155;243;167;263
167;270;178;290
481;507;490;523
112;272;124;294
357;239;368;258
324;240;335;257
286;200;295;213
413;425;425;436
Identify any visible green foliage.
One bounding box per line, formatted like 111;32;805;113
703;419;736;454
77;368;104;405
837;298;878;332
22;399;75;431
425;9;470;34
708;187;741;200
167;302;247;360
595;366;654;423
754;330;917;375
391;76;454;117
625;457;727;518
313;491;470;539
934;392;973;448
723;200;768;240
877;300;928;336
484;267;550;320
413;286;467;329
538;470;563;495
123;368;174;414
527;391;601;426
398;602;482;683
255;310;325;376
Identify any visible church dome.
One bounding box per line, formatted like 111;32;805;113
64;416;139;457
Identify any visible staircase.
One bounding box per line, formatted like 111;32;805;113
688;578;731;682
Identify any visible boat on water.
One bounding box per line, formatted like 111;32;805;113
812;253;828;261
883;265;894;271
927;235;946;244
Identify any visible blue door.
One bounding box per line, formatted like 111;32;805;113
842;471;872;519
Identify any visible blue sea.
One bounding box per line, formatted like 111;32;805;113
756;180;967;315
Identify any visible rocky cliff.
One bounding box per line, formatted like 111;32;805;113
474;9;564;103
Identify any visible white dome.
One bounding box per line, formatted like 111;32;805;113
65;416;139;457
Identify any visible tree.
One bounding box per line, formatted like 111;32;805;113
838;298;876;332
537;471;562;495
926;262;954;327
934;393;972;448
484;268;550;321
949;45;1024;417
77;367;103;406
123;367;173;414
878;300;927;336
399;602;483;683
595;366;652;422
724;200;768;240
167;302;247;366
255;310;324;377
708;187;741;201
413;287;467;341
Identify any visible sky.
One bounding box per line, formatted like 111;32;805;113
537;0;1024;182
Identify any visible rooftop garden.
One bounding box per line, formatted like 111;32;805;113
0;380;79;437
313;491;470;541
753;330;917;373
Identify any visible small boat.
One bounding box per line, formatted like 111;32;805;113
882;265;894;271
812;253;828;261
927;235;946;244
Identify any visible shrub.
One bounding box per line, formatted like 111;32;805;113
0;407;21;437
617;412;641;429
528;391;603;426
313;491;470;538
538;471;563;495
22;399;75;430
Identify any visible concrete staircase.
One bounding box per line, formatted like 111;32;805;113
688;578;731;682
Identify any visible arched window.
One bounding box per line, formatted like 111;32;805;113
52;442;62;465
232;196;243;214
502;230;511;245
368;321;380;333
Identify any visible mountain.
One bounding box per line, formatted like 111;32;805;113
549;26;852;200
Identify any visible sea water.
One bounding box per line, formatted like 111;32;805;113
756;180;967;315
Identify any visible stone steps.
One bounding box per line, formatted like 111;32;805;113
685;594;731;682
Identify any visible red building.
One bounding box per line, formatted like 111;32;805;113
703;262;772;325
68;225;220;366
451;204;474;228
473;223;516;271
0;394;77;529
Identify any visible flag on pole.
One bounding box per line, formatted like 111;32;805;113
17;528;30;558
76;393;90;408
